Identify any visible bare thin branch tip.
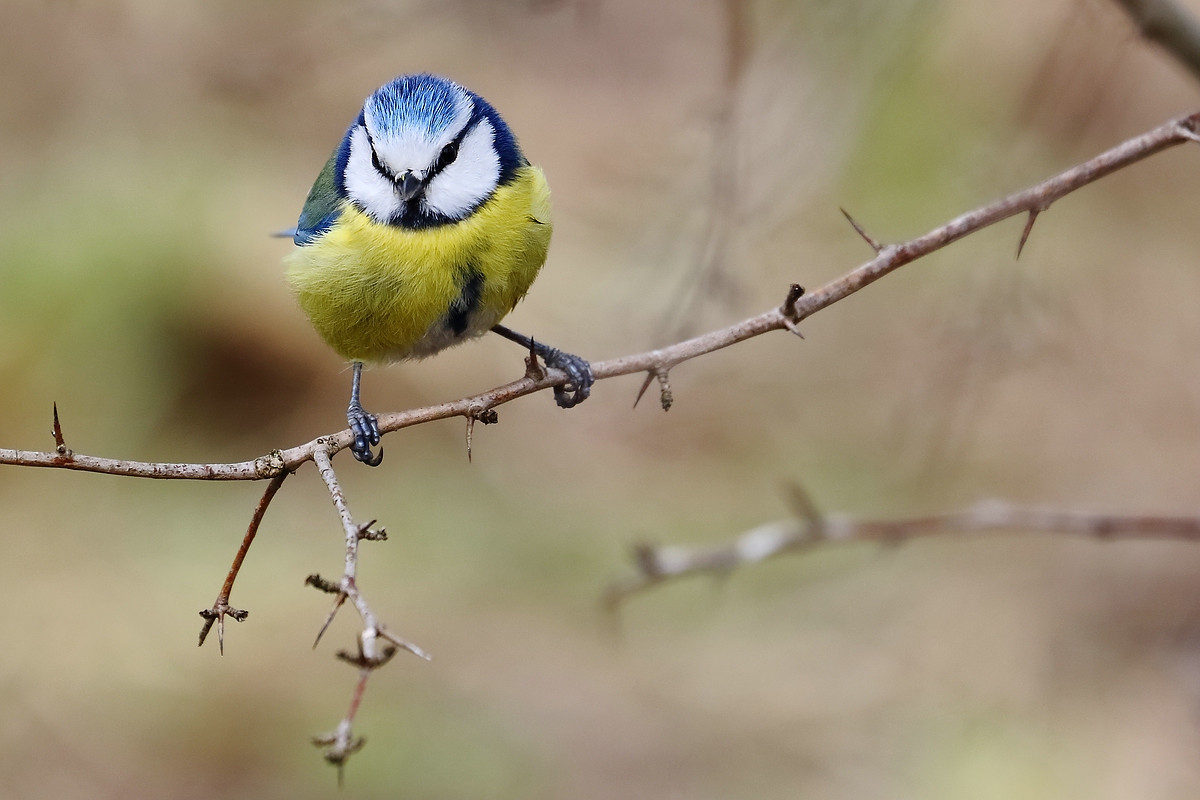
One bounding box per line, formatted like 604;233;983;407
1176;123;1200;144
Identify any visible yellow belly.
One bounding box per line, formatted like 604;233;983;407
285;165;552;364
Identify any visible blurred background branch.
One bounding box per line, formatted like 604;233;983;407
607;493;1200;607
1113;0;1200;78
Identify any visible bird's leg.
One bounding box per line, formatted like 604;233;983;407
491;324;594;409
346;362;383;466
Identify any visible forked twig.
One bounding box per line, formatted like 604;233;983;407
198;469;290;653
307;448;429;773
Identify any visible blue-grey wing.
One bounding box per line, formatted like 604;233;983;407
293;150;342;245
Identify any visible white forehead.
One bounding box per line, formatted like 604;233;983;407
362;85;474;175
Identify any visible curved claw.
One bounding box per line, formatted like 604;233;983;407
544;348;594;409
353;443;384;466
347;403;384;466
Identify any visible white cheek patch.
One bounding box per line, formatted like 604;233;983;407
422;118;501;220
366;99;473;179
343;125;402;223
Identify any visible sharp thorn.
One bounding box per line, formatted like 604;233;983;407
633;371;656;409
466;415;475;463
378;627;432;661
51;402;67;454
783;318;805;339
840;207;883;253
783;480;823;526
1017;208;1039;259
313;593;347;649
524;337;545;380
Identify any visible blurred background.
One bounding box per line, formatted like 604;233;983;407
2;0;1200;797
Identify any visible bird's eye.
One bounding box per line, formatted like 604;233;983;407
435;141;459;172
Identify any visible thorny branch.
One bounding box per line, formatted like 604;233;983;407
1;108;1198;774
3;110;1197;483
307;447;429;777
605;495;1200;607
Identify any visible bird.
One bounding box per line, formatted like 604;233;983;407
284;74;593;465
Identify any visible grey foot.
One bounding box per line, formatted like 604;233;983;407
347;402;383;466
541;346;594;409
490;324;594;409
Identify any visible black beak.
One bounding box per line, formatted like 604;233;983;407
396;170;423;202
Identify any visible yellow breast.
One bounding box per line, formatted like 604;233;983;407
286;165;552;364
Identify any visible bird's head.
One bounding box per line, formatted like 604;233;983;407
337;74;524;228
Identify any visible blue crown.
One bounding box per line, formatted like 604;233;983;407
365;74;466;138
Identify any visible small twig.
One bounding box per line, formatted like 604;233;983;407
305;573;341;594
356;519;387;541
780;283;806;339
312;669;370;787
198;468;289;653
309;447;428;775
656;372;674;412
606;499;1200;606
839;207;884;253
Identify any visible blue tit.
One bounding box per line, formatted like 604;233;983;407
284;74;593;465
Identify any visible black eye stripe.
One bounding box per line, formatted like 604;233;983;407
363;127;392;179
429;123;474;179
363;120;475;184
